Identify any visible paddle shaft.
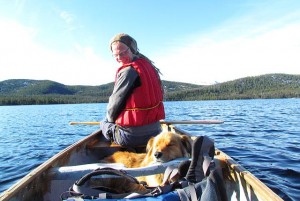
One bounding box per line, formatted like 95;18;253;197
69;122;100;125
69;120;224;125
161;120;224;124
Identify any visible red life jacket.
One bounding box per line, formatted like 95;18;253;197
115;58;165;127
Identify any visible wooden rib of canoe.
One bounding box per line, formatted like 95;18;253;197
0;123;283;201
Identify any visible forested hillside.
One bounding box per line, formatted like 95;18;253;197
166;74;300;100
0;74;299;105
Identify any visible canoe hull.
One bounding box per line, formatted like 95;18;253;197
0;125;282;201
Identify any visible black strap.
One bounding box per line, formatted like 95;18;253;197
71;167;148;199
75;167;139;186
175;182;198;201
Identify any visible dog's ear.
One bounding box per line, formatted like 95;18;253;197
146;137;154;153
180;135;192;157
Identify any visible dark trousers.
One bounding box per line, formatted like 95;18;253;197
100;119;161;147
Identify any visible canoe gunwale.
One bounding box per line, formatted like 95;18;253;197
0;129;102;200
0;125;284;201
164;124;283;201
215;150;283;201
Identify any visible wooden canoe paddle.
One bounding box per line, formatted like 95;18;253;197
69;120;224;125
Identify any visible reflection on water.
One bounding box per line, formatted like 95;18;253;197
0;99;299;200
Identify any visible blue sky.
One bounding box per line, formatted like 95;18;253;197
1;0;299;85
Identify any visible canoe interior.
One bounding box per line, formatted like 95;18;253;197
0;124;283;201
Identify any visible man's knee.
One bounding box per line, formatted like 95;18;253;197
100;120;115;141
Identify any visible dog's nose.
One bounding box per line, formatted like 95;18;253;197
154;152;162;159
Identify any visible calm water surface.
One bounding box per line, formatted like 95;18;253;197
0;99;299;200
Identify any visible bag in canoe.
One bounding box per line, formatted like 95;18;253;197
61;135;227;201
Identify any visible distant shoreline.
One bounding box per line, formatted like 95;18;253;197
0;73;299;106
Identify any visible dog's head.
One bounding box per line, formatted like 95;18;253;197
146;132;192;163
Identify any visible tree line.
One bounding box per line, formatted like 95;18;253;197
0;74;299;106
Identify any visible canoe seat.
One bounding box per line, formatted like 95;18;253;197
87;140;146;153
50;158;189;180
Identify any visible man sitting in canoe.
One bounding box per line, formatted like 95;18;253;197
100;33;165;147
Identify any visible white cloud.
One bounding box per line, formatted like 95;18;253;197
0;19;115;85
60;11;74;24
155;16;300;85
1;6;299;87
59;10;79;32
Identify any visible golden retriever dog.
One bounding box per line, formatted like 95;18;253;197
103;131;192;186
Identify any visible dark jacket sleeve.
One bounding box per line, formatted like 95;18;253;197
106;66;139;122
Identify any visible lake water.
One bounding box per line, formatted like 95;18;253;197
0;99;299;200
